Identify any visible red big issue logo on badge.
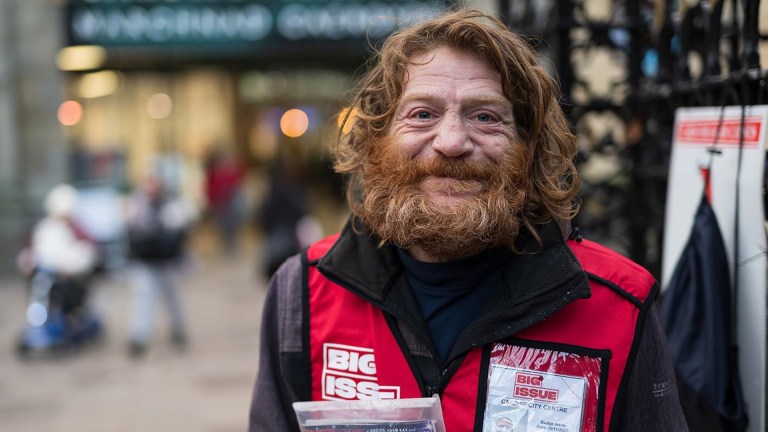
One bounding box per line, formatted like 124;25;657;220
514;372;559;402
322;343;401;400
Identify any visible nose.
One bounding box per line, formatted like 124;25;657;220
432;114;471;158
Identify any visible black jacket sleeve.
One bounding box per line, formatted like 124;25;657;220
617;304;689;431
249;255;304;432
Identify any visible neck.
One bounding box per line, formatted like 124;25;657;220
407;247;438;263
407;246;469;263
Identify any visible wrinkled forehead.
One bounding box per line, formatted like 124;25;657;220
403;42;500;70
400;46;504;90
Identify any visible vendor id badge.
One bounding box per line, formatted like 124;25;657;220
482;342;603;432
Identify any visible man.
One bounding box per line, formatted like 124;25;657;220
494;416;515;432
126;174;194;356
250;9;687;432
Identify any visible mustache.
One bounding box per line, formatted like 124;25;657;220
370;144;499;184
411;156;498;181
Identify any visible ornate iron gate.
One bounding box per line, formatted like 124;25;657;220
499;0;767;278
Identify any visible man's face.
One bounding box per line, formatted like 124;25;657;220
495;417;514;432
389;45;517;205
359;46;531;261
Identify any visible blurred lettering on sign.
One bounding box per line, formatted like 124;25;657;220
66;0;448;47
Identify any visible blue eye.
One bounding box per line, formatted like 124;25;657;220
415;111;432;120
476;113;493;122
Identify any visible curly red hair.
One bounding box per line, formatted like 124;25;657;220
335;8;581;239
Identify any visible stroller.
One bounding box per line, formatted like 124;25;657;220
16;266;103;357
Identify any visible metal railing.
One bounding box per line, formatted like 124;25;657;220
499;0;767;278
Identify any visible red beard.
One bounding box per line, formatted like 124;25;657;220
359;137;531;260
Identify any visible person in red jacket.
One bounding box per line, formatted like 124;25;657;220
250;9;687;432
204;148;246;254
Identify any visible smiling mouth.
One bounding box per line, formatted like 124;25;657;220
420;177;483;198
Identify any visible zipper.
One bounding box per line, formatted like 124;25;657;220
425;368;450;397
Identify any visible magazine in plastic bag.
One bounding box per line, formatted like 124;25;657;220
293;395;446;432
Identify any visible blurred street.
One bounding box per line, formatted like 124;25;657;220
0;225;268;432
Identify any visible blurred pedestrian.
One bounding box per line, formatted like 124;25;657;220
126;174;196;357
204;148;247;254
15;183;102;352
18;183;98;279
256;157;320;278
18;183;98;315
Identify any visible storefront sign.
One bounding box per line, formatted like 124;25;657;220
65;0;450;47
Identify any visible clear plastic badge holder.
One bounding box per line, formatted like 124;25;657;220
293;395;446;432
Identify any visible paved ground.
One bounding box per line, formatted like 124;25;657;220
0;228;269;432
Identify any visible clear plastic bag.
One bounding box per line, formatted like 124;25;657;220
482;343;604;432
293;395;446;432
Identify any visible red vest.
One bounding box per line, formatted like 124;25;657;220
305;235;654;432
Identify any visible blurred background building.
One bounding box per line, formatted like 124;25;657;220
0;0;498;275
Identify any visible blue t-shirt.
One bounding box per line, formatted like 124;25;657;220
397;247;507;364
